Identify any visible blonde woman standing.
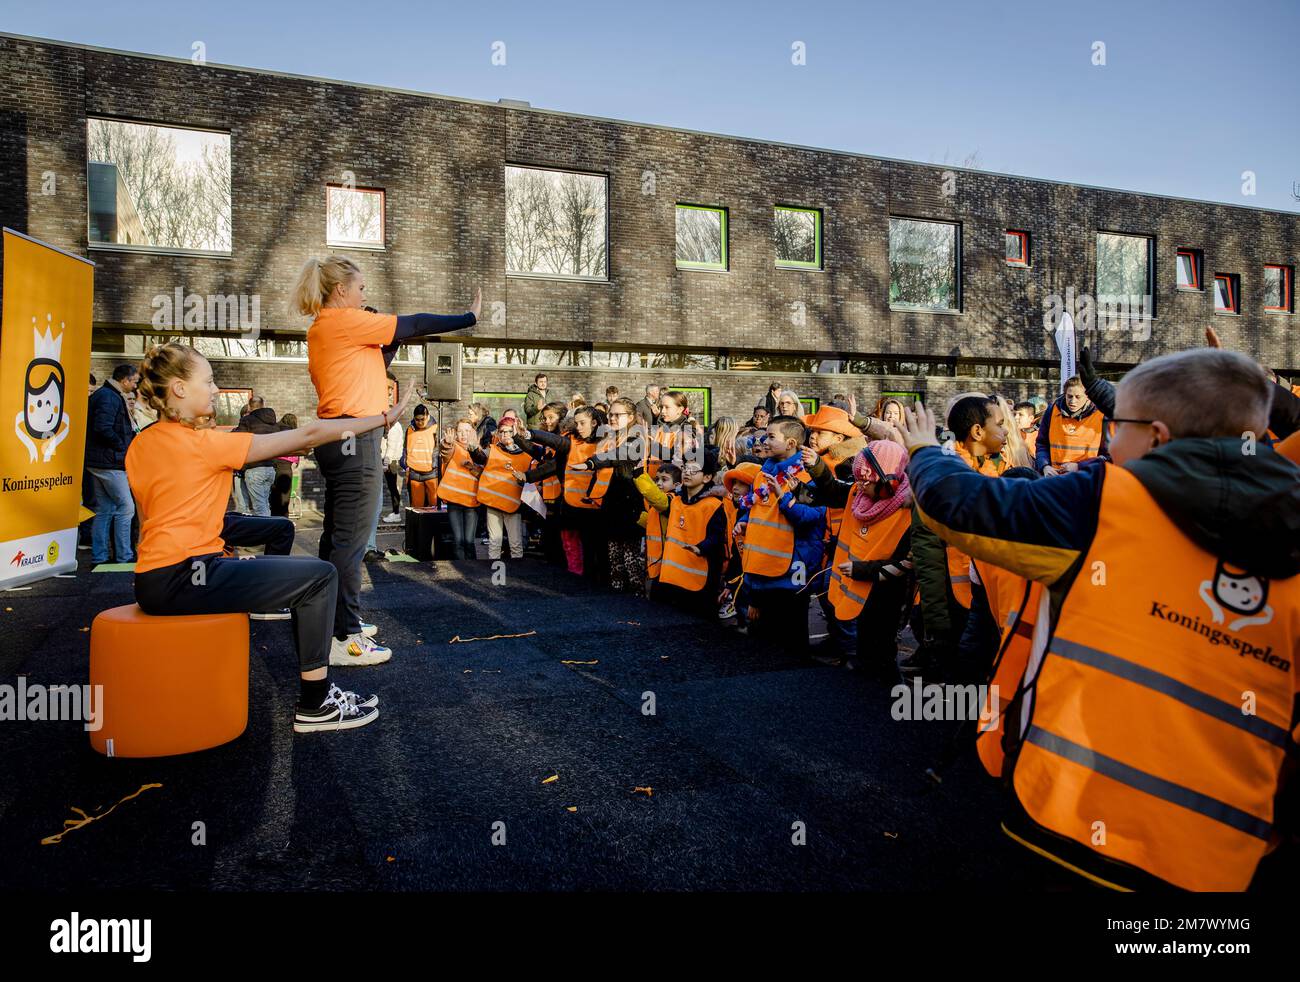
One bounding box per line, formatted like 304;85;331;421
293;255;480;665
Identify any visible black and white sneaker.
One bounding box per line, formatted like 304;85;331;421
294;684;380;732
251;608;292;621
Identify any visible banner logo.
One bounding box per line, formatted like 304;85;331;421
14;315;71;463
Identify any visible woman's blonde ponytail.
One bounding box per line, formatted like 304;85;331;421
291;255;363;317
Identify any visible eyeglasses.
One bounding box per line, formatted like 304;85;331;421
1106;417;1154;439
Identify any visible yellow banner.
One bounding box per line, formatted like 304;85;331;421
0;229;95;586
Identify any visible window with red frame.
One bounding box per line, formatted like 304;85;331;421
1213;273;1240;314
1175;249;1201;290
1005;230;1030;266
1264;264;1293;313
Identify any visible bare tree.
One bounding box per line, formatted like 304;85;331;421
88;119;231;251
506;167;607;277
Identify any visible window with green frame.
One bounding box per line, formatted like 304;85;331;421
471;392;527;422
676;204;728;270
799;397;819;416
774;206;822;269
669;386;712;426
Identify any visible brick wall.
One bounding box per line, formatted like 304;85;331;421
7;33;1299;430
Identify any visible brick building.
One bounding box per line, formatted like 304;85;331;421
3;31;1297;439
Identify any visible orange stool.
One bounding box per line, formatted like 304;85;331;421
89;604;250;758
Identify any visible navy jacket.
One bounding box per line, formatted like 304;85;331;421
85;382;135;470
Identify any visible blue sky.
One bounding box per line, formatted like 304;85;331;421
4;0;1297;212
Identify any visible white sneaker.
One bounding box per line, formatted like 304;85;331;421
360;622;379;638
251;608;292;621
330;633;392;666
383;512;401;524
294;684;379;732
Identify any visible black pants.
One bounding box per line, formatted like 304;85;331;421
445;501;479;559
315;427;381;638
384;468;402;513
134;514;337;673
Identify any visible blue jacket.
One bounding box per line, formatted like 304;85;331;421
84;382;135;470
745;454;827;593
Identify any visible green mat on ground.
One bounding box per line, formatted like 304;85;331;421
92;563;136;572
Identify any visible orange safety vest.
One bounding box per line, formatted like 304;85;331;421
1009;465;1298;891
820;450;848;543
436;442;479;507
563;437;611;510
660;493;723;592
721;497;739;563
645;423;682;478
477;442;532;513
537;443;563;503
827;490;911;621
740;466;813;577
972;560;1042;780
945;446;1006;608
405;425;438;473
1275;431;1300;466
1047;406;1104;465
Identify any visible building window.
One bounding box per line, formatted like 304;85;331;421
214;389;253;428
326;185;385;249
889;217;960;311
1175;249;1202;290
87;118;232;253
1005;230;1030;267
505;165;608;279
1264;264;1294;313
774;206;822;269
1096;232;1154;319
1214;273;1240;314
676;204;728;270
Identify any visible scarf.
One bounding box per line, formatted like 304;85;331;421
850;440;911;524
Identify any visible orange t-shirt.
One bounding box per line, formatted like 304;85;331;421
307;307;398;418
125;421;254;574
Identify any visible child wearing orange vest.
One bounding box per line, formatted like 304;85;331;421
404;404;439;507
904;348;1299;891
721;462;761;625
527;406;610;579
741;417;827;658
803;441;914;676
635;450;727;617
1035;376;1109;475
477;416;541;560
437;418;487;559
126;343;414;732
639;462;681;594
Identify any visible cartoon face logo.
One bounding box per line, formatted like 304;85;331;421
24;359;64;437
678;514;686;530
1198;560;1273;631
1213;566;1267;616
13;316;72;464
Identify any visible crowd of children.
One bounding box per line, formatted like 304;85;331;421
116;250;1299;894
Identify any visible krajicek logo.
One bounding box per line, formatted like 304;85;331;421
50;912;151;963
0;675;103;731
891;676;1000;728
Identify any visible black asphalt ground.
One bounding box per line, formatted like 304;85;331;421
0;527;1062;892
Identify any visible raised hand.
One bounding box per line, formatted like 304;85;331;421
469;287;482;321
901;403;941;451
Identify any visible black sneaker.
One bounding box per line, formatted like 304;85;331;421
363;549;386;563
294;684;379;732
